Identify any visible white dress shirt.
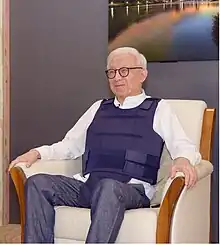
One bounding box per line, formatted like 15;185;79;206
36;90;201;200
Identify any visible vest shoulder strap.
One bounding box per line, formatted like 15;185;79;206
101;98;114;105
140;97;161;110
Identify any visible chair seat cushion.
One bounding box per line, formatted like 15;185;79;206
54;206;159;243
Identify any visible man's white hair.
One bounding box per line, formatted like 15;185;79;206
107;47;147;69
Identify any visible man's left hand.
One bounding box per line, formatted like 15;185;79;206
170;157;198;188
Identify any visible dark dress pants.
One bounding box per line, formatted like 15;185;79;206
24;173;150;243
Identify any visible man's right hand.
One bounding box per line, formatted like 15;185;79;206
8;149;41;171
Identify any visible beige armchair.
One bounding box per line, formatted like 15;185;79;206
10;100;215;243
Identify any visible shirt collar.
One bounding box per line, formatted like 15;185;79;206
114;90;151;109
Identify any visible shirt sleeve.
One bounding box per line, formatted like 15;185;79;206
35;100;102;160
153;99;202;165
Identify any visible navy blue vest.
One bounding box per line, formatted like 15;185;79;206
82;97;164;185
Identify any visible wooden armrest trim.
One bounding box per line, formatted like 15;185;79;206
200;108;216;161
10;167;27;242
156;176;185;243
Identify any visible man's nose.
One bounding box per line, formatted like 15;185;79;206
114;70;122;80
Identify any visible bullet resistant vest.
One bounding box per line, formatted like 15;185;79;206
82;98;164;185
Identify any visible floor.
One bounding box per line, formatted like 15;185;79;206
0;224;21;243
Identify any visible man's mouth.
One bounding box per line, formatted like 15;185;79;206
115;84;125;87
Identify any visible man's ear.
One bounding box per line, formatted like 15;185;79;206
141;69;148;83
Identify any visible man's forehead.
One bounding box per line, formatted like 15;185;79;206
109;53;138;67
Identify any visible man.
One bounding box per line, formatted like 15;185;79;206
9;47;200;243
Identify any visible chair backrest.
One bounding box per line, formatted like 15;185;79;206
151;99;207;205
166;100;207;148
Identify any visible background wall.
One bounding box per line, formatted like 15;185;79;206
9;0;219;242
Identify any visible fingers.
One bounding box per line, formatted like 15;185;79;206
25;162;33;168
8;156;27;171
189;167;197;188
170;165;177;179
184;166;197;188
193;167;198;185
8;159;33;172
187;166;194;188
183;168;190;187
7;150;38;172
170;163;197;189
8;159;19;172
8;157;27;172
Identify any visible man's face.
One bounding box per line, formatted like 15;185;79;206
107;53;147;100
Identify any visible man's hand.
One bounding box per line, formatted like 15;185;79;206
170;157;198;188
8;149;40;171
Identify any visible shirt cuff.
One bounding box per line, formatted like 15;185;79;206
34;146;51;160
173;151;201;166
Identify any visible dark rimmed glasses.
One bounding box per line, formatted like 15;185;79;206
105;67;143;79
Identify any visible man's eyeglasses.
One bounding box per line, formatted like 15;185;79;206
105;67;143;79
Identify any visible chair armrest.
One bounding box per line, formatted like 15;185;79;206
13;158;82;178
156;160;213;243
10;158;82;242
162;159;213;201
169;174;212;243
